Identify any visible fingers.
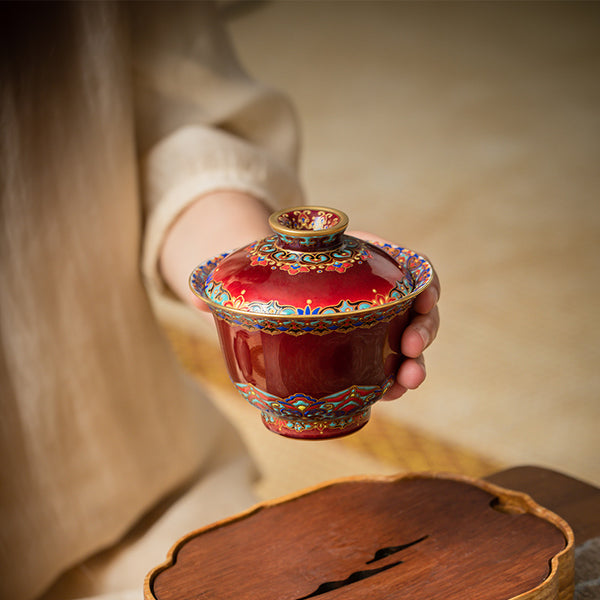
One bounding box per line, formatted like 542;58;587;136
413;267;440;315
383;355;426;400
385;270;439;400
189;288;212;313
401;305;440;358
382;381;407;401
401;261;440;357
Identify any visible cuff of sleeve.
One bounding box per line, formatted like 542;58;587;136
141;125;304;332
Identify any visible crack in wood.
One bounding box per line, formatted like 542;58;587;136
296;535;428;599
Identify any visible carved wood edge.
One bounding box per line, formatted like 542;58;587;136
143;471;575;600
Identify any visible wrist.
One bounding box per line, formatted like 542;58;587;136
159;190;273;305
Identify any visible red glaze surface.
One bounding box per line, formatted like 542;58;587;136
215;311;410;400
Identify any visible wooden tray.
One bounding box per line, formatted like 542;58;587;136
144;472;574;600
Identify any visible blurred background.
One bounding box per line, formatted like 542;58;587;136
171;0;599;498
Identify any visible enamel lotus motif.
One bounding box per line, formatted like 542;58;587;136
190;206;432;439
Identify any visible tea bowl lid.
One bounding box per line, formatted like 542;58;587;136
190;206;432;318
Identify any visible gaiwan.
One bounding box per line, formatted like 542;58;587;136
190;206;432;440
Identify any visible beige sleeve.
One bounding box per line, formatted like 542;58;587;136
129;1;305;328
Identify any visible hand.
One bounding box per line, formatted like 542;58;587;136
348;230;440;401
159;191;272;310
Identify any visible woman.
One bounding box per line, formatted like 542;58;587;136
0;2;439;598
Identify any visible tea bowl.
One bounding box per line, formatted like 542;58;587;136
190;206;432;440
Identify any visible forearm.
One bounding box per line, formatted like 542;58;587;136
159;191;273;306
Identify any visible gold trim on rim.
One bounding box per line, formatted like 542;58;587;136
268;206;349;238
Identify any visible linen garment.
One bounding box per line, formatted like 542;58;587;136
0;2;303;599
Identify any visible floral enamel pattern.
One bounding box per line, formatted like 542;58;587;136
206;300;412;336
203;272;412;318
235;377;394;436
261;412;369;437
247;235;370;275
376;244;432;290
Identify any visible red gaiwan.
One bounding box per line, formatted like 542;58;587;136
190;206;432;439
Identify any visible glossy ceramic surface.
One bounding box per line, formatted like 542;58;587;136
190;207;432;439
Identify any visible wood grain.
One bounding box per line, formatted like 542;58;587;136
145;473;573;600
486;465;600;546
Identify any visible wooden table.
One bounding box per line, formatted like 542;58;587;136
486;465;600;546
146;466;598;600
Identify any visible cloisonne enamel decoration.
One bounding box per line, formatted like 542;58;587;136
190;206;433;439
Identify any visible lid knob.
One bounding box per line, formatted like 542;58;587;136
268;206;349;251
